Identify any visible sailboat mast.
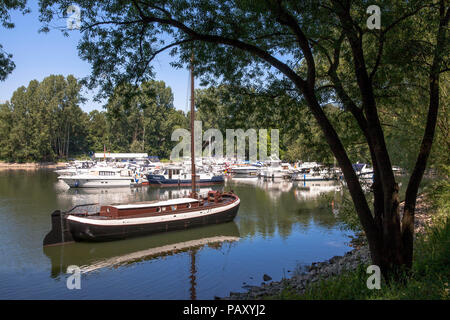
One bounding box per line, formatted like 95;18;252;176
190;55;197;197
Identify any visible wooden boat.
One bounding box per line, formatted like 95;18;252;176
43;55;240;246
43;191;240;246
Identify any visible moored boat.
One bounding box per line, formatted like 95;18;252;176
229;165;260;175
43;54;240;246
43;191;240;245
146;166;224;187
58;168;141;188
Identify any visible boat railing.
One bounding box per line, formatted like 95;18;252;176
65;203;102;216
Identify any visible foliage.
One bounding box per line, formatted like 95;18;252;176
0;77;189;162
0;75;86;162
33;0;450;277
271;176;450;299
104;80;188;158
425;165;450;217
273;211;450;300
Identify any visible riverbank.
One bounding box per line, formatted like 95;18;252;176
0;161;67;170
223;193;448;299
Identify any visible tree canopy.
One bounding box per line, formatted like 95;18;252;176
33;0;450;279
0;76;189;161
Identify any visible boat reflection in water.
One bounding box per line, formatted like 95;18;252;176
148;184;224;201
294;180;342;200
56;186;151;209
44;221;240;299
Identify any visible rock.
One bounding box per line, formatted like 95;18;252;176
329;255;341;264
263;274;272;281
222;245;372;300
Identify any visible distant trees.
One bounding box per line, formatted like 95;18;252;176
0;75;87;162
0;76;189;162
104;80;188;159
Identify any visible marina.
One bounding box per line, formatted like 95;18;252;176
0;0;446;304
0;169;352;299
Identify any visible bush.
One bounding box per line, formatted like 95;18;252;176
273;198;450;300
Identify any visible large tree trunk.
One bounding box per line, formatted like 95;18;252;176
402;0;449;269
331;0;448;280
127;0;447;282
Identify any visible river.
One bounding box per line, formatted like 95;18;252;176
0;170;354;299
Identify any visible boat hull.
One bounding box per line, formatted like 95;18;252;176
291;172;337;181
259;171;288;179
59;177;134;188
66;202;239;242
146;174;224;187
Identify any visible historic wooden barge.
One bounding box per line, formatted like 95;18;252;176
43;190;240;246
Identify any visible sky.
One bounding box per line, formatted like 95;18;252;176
0;2;191;113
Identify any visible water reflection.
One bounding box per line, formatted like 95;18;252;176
293;180;342;200
0;170;356;299
43;222;240;278
228;178;342;239
148;185;224;201
230;177;342;201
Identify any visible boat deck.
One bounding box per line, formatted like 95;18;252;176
63;194;238;220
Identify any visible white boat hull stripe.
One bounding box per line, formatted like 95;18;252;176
67;199;240;226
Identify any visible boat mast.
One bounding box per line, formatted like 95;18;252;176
190;54;197;198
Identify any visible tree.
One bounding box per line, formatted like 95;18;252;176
105;80;188;158
0;75;85;161
0;102;13;159
39;0;449;280
86;110;109;153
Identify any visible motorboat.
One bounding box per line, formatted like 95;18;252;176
146;166;224;187
352;163;374;179
229;164;260;175
43;55;240;246
259;158;292;179
58;167;140;188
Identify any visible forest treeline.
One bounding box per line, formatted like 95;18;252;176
0;75;187;162
0;74;448;172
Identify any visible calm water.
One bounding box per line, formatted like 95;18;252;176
0;170;353;299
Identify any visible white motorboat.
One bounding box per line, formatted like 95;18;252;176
290;162;338;181
259;158;291;179
229;165;261;175
353;163;374;179
58;167;139;188
146;165;224;187
44;58;240;246
291;169;334;181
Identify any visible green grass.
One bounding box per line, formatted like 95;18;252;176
271;178;450;300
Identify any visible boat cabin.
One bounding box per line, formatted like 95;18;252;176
99;198;201;218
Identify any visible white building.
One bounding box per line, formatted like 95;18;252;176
93;153;149;160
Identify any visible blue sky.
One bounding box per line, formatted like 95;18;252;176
0;2;191;113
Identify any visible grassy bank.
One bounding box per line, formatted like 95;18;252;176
272;177;450;300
